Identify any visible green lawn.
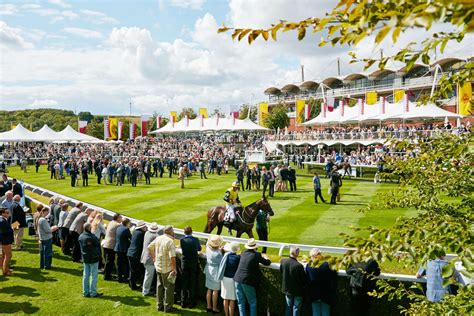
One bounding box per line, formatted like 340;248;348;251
9;165;415;247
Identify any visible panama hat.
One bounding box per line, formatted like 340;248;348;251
232;181;240;188
245;238;258;250
135;220;147;230
148;222;160;233
207;235;224;249
224;242;240;253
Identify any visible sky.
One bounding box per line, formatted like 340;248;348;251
0;0;472;116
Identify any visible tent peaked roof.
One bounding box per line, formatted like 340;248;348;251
149;117;268;134
32;124;61;142
0;123;36;142
57;125;99;141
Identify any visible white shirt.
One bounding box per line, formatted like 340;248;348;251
58;210;69;227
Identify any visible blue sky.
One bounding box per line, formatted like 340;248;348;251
0;0;471;116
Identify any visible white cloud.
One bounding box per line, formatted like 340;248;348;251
64;27;103;39
168;0;205;10
48;0;71;9
80;9;119;24
0;3;18;15
21;4;41;10
29;99;60;108
0;21;34;49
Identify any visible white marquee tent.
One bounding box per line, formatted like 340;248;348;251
150;116;269;134
0;124;101;142
304;97;462;126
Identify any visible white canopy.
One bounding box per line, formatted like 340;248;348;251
304;97;462;126
150;116;268;134
0;124;100;142
0;124;37;142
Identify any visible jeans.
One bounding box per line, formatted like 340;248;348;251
40;238;53;269
311;299;330;316
235;282;257;316
83;262;99;296
142;263;155;295
285;295;303;316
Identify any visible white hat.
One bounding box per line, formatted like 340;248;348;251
245;238;258;250
148;222;159;233
135;220;147;230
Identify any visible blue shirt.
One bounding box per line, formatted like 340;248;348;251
417;259;449;302
313;176;321;189
223;253;240;278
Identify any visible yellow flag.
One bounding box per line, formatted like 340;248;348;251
295;99;305;123
394;89;405;103
458;82;472;116
366;91;377;105
170;111;177;122
109;117;118;140
11;123;17;129
258;102;268;126
199;107;208;118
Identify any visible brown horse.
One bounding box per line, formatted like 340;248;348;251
204;198;274;238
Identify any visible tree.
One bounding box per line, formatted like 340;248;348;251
86;120;103;139
218;0;473;103
239;104;257;121
78;111;94;122
298;98;321;123
177;107;197;120
264;103;289;130
211;107;225;118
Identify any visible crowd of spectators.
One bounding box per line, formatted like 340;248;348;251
266;122;471;142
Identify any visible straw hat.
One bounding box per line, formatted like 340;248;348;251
224;242;240;253
207;235;224;249
135;220;147;230
245;238;258;250
148;222;160;233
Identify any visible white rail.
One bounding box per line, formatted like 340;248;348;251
23;180;444;283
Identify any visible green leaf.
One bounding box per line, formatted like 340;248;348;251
375;25;391;44
392;26;401;43
298;27;306;41
441;263;454;278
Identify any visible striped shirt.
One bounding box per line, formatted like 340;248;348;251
148;234;176;274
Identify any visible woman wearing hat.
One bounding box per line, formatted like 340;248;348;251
204;235;224;314
218;242;241;316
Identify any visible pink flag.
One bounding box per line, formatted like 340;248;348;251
326;97;335;112
118;121;123;140
405;95;410;112
381;96;386;115
304;103;311;121
156;116;161;129
103;119;110;140
130;123;136;140
323;103;327;118
359;98;365;115
339;100;344;117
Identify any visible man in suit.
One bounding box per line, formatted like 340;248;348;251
115;218;131;283
127;221;147;290
102;213;122;281
10;195;27;250
330;167;343;204
62;202;83;256
234;238;271;316
79;223;103;298
280;247;306;316
69;208;92;262
11;179;22;197
81;163;89;187
180;226;202;308
288;167;297;192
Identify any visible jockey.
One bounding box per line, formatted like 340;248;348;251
224;181;241;223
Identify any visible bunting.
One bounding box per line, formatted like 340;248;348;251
199;107;209;118
103;119;110;140
78;120;88;134
295;99;305;124
118;120;124;140
258;102;269;126
141;115;150;137
458;82;472;116
366;91;377;105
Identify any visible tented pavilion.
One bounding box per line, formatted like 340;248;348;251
0;124;102;143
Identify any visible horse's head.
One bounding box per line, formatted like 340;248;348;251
258;197;274;216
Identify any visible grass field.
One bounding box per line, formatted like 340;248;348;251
8;165;415;247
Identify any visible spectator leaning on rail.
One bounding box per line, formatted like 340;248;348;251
346;258;381;316
180;226;202;308
79;222;102;298
217;242;241;316
102;213;122;281
141;222;161;297
416;249;454;303
233;238;271;316
70;208;93;262
305;248;337;316
148;225;177;313
115;218;132;283
280;246;306;316
204;235;224;314
37;207;59;270
127;220;147;291
62;202;83;255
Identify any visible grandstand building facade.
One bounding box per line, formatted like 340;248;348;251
262;56;472;130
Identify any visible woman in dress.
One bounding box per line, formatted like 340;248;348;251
204;235;224;314
218;242;241;316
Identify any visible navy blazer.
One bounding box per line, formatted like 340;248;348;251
0;216;14;245
233;249;271;287
114;225;131;253
127;228;145;258
280;257;307;297
180;235;202;265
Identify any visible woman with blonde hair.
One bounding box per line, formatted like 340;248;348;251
204;235;224;314
91;213;106;239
